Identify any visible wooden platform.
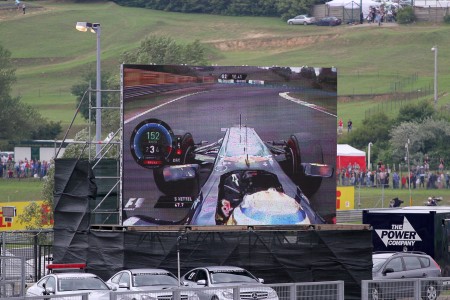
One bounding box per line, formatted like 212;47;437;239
89;223;370;232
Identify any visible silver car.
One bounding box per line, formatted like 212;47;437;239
372;252;442;300
107;268;199;300
182;266;279;300
287;15;316;25
26;272;112;299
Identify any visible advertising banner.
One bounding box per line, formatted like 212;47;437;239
336;186;355;210
121;65;337;226
0;201;52;231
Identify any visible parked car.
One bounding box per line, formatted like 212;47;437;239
372;252;442;300
26;272;113;299
182;266;279;300
107;268;199;300
316;16;342;26
287;15;316;25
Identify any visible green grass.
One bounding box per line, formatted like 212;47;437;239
0;178;44;202
1;1;450;204
351;186;450;208
0;1;449;136
2;176;449;207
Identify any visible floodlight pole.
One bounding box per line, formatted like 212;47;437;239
95;24;102;156
431;46;438;109
76;22;102;156
405;139;412;206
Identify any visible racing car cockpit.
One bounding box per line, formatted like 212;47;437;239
216;170;285;224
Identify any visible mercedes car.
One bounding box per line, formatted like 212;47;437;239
26;272;113;299
182;266;278;300
107;268;199;300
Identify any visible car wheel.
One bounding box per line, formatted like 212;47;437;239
422;283;438;300
303;21;308;25
180;132;195;164
285;133;324;197
288;21;293;25
371;286;383;300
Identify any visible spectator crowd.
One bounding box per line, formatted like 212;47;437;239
337;160;450;190
0;155;50;179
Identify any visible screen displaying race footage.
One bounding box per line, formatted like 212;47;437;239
121;64;337;226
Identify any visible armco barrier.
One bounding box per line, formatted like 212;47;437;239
361;277;448;300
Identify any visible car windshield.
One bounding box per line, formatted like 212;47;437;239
209;270;258;284
59;277;110;291
372;257;388;272
133;273;179;287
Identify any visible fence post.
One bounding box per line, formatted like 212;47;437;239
338;281;345;300
232;286;240;300
414;279;421;299
361;280;369;300
173;289;181;300
290;283;296;300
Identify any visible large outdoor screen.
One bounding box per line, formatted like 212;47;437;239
121;64;337;226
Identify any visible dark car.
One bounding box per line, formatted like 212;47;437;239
316;16;342;26
371;251;442;300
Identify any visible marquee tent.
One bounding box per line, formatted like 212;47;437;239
326;0;381;17
337;144;366;170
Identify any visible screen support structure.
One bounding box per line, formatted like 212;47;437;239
56;82;122;225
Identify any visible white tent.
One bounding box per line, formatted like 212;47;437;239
326;0;380;17
337;144;366;170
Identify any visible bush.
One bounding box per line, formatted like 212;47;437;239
397;6;416;24
444;14;450;23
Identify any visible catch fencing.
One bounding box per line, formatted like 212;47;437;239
110;281;345;300
0;231;53;284
361;277;449;299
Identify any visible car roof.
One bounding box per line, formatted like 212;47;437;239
372;252;396;259
373;251;429;259
127;268;172;274
201;266;246;272
52;272;98;279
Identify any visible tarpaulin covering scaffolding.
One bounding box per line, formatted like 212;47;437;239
53;159;372;299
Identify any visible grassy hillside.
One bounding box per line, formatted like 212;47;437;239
0;0;449;133
0;1;449;204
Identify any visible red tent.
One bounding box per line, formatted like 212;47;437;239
337;144;366;170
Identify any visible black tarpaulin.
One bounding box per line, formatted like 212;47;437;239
52;158;372;300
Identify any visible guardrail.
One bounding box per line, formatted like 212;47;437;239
336;209;363;223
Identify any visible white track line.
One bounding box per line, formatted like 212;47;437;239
279;92;337;118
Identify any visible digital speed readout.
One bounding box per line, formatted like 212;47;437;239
130;119;174;169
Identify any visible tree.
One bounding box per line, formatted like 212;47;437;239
389;118;450;168
121;36;209;65
395;100;434;125
0;45;16;99
396;6;416;24
70;66;111;121
340;112;393;150
0;44;61;147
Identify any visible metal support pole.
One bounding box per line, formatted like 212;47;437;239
95;25;102;156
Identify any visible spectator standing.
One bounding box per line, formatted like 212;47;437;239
439;158;444;172
347;119;353;132
393;171;399;189
446;172;449;189
401;175;406;189
22;3;26;14
338;118;343;134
